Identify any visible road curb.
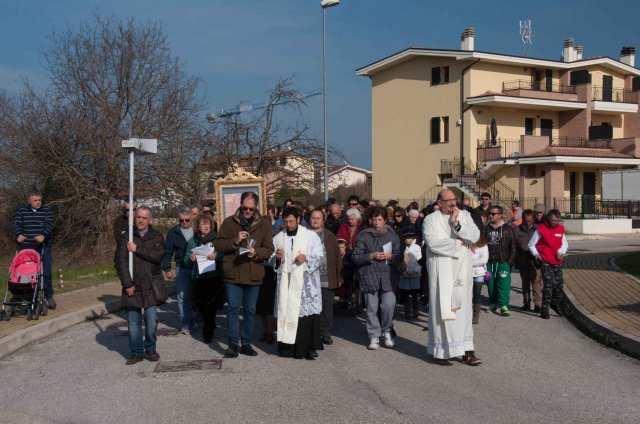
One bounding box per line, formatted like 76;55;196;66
562;282;640;360
0;284;176;361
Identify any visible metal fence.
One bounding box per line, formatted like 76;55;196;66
553;197;640;218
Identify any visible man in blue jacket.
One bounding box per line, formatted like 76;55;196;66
13;191;56;309
162;206;194;334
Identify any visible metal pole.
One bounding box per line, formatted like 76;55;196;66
128;149;134;278
322;6;329;201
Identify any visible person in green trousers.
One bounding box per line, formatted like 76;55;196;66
485;205;517;316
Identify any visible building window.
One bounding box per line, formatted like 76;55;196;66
431;66;450;86
525;118;534;136
431;116;449;144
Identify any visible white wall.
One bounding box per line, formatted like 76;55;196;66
602;170;640;200
563;218;633;234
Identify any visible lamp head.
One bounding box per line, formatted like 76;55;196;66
321;0;340;8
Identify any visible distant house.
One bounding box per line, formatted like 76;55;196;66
327;164;372;191
200;151;317;203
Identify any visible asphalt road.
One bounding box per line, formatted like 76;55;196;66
0;235;638;424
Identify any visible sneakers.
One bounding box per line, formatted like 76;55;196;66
434;358;452;366
485;304;495;314
367;338;379;350
239;344;258;356
382;331;395;348
225;344;239;358
499;306;510;317
46;297;57;310
462;351;482;366
125;356;143;365
540;309;550;320
521;302;531;311
145;350;160;361
179;328;190;335
533;306;542;313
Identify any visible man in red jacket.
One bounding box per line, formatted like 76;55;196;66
528;209;568;320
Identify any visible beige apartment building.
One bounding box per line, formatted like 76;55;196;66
357;29;640;213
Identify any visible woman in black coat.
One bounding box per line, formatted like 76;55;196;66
184;214;224;344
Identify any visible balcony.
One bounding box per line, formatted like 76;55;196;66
591;86;638;113
477;136;640;166
502;80;578;102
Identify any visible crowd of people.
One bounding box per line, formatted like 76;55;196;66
113;190;569;366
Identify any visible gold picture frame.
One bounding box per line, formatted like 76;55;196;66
215;168;267;229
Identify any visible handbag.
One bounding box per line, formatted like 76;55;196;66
484;270;491;282
150;276;169;305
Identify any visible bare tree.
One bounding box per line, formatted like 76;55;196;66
1;13;203;258
202;78;345;197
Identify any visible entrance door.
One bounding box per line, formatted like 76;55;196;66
569;172;576;213
583;172;596;214
533;71;542;90
541;119;553;142
603;75;613;102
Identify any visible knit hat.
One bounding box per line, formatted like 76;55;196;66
401;226;416;238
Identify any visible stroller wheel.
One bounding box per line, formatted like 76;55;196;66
4;307;11;321
40;303;48;316
34;306;40;320
27;308;33;321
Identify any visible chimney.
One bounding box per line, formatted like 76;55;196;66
620;46;635;67
575;45;583;60
563;38;575;62
460;28;475;51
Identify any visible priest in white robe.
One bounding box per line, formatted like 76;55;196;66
273;207;325;360
423;189;482;366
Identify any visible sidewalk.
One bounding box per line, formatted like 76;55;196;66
563;252;640;358
0;281;172;360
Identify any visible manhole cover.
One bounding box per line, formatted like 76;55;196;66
154;359;222;373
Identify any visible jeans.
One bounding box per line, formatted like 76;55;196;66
472;276;484;305
225;283;260;346
175;267;193;330
364;290;396;338
126;306;158;356
320;288;335;338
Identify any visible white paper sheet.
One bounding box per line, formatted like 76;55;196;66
192;244;216;274
239;239;255;255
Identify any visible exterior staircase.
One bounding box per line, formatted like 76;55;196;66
441;158;514;209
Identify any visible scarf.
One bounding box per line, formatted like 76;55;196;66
274;226;310;344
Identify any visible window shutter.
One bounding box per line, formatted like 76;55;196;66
431;67;441;85
431;117;441;143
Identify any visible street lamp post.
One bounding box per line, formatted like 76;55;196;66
321;0;339;201
121;137;158;277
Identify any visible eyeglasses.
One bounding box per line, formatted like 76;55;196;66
241;207;255;212
394;214;403;218
481;198;491;201
489;212;501;216
179;219;191;223
349;202;358;206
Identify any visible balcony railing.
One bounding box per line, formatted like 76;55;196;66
477;138;523;162
477;137;614;162
503;79;576;94
592;86;638;104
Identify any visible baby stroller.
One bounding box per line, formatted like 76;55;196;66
0;249;48;321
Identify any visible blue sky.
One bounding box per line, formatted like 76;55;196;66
1;0;639;169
